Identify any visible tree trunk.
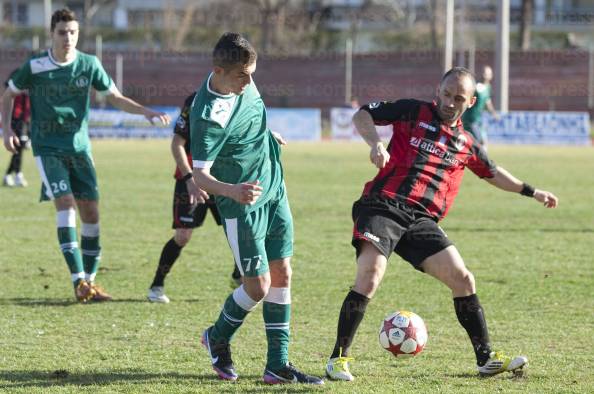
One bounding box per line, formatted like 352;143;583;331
429;0;438;50
518;0;533;51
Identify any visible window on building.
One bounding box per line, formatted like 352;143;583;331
3;2;28;25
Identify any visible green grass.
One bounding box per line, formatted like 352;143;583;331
0;141;592;393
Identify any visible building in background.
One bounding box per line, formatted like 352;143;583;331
2;1;592;32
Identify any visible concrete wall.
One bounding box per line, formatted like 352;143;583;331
0;49;590;116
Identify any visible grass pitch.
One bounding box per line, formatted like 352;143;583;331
0;140;592;393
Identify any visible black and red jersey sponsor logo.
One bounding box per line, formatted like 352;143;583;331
409;136;462;167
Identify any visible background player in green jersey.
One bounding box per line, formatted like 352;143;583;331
1;9;170;302
462;65;499;148
190;33;323;385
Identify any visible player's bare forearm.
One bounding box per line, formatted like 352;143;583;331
353;109;382;147
193;167;263;205
486;99;498;118
106;93;146;115
193;168;233;198
485;166;559;208
485;166;523;193
354;109;390;168
106;88;170;125
171;135;192;176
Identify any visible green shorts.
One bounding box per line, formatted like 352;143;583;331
35;153;99;201
223;184;294;278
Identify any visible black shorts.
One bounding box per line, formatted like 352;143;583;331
352;195;453;271
172;180;222;229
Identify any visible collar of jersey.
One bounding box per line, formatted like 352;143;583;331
48;49;78;67
206;72;236;98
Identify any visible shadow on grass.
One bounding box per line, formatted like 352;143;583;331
447;227;594;233
446;372;529;381
446;372;484;379
0;298;77;307
0;370;216;388
0;297;206;307
0;370;320;392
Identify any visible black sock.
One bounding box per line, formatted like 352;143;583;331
453;294;492;366
7;147;22;174
331;290;370;358
150;238;183;288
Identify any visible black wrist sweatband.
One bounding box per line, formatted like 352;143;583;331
520;183;535;197
182;172;193;182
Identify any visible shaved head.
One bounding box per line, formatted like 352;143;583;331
440;67;476;96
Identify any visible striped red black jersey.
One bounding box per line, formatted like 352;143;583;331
360;99;497;221
173;92;196;180
12;93;30;124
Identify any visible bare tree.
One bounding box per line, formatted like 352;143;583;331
241;0;291;54
81;0;114;47
162;1;198;51
518;0;534;51
427;0;439;50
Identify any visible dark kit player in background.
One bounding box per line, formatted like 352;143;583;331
3;70;31;188
147;92;241;303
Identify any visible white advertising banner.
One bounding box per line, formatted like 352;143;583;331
330;107;591;146
85;107;321;141
330;107;392;141
266;108;321;141
482;111;591;145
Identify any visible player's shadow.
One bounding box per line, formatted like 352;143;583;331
0;369;258;389
0;370;317;392
0;298;154;307
0;298;76;307
447;227;594;233
446;372;527;380
0;297;208;307
446;372;484;379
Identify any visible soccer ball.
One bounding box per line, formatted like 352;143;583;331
378;310;427;357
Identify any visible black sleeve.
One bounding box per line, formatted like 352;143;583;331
467;137;498;179
173;93;196;140
360;99;421;126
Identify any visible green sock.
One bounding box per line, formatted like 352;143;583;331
57;226;84;286
264;301;291;370
210;286;257;344
81;235;101;281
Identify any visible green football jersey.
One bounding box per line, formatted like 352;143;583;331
462;82;491;125
9;49;114;155
190;73;283;218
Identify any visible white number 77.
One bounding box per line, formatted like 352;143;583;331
243;255;262;272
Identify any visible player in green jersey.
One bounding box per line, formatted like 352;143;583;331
462;65;499;148
190;33;323;385
1;9;170;302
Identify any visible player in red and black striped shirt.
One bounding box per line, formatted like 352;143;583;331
3;70;30;187
326;68;558;380
147;93;241;303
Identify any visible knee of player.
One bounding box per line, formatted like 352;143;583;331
249;286;269;302
354;273;381;297
366;275;383;294
270;261;292;285
456;269;476;292
174;229;193;246
245;276;271;301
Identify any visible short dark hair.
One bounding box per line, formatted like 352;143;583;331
212;33;257;69
51;9;77;31
440;67;476;93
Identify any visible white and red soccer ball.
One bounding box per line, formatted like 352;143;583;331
379;310;428;357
